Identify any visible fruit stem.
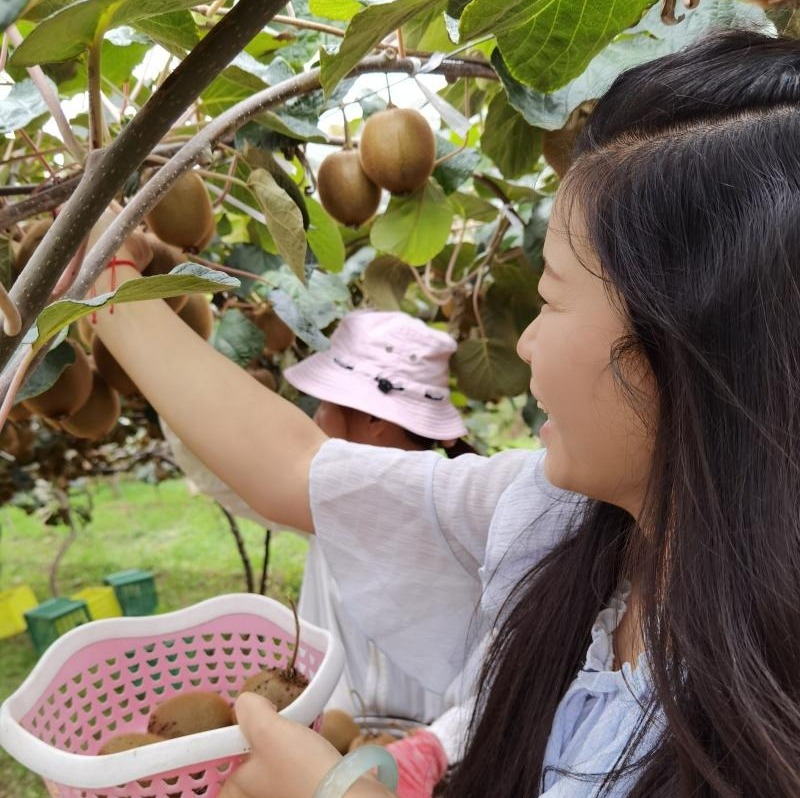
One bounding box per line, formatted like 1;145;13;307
341;107;352;149
396;28;406;59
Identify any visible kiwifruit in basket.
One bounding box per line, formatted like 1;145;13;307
148;691;234;739
319;709;361;755
98;731;165;755
23;340;92;420
145;171;216;252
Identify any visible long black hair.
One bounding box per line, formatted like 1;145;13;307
446;30;800;798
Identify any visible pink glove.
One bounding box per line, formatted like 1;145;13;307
385;729;448;798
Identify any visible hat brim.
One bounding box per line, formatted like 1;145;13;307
284;354;468;440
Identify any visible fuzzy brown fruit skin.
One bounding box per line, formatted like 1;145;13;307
250;308;296;354
177;293;214;339
145;171;216;251
148;692;233;739
8;403;32;422
23;341;92;420
238;666;308;711
142;233;191;309
247;367;277;392
61;370;121;441
92;337;139;397
0;424;19;457
319;709;360;755
347;731;398;752
359;108;436;195
317;149;382;227
98;731;165;755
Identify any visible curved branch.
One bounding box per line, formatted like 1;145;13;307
0;283;21;336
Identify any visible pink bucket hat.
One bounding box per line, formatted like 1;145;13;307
283;310;467;440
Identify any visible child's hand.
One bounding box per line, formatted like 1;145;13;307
219;693;394;798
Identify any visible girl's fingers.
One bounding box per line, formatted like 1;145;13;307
220;692;343;798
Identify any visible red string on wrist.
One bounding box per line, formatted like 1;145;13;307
90;257;138;323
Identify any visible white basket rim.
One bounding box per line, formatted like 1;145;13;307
0;593;344;787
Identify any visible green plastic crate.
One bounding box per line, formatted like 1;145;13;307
24;597;91;655
103;569;157;616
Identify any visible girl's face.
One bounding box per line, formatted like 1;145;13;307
516;201;655;518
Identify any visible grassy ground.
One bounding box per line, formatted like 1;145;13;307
0;477;309;798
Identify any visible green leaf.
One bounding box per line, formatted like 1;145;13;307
362;255;413;310
248;167;308;282
320;0;447;97
306;197;345;273
0;78;49;134
482;91;543;179
134;10;200;54
210;308;265;367
452;334;530;401
16;338;75;404
28;264;239;349
492;0;770;130
370;181;454;267
251;110;328;144
0;0;28;32
268;288;330;351
227;244;283;297
99;37;149;86
201;67;267;117
449;192;498;222
459;0;654;92
432;136;481;194
310;0;362;22
11;0;201;66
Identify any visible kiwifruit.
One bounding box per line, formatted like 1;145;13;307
250;307;295;354
319;709;360;755
237;602;309;711
177;293;214;339
144;171;216;251
23;340;92;420
247;367;277;392
317;149;382;227
347;731;398;752
142;233;186;276
14;219;53;277
358;108;436;195
92;337;138;397
98;731;165;755
60;370;120;440
0;424;19;456
147;691;234;739
8;403;32;422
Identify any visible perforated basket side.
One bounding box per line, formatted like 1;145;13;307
0;594;344;791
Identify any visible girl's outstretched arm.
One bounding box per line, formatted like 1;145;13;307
91;258;327;532
219;693;394;798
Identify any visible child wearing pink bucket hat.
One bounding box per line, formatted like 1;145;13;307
283;309;468;449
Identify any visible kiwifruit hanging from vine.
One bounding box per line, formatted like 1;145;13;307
23;340;92;420
92;337;139;397
60;370;120;441
247;367;277;392
148;691;234;739
0;424;19;457
317;149;382;227
144;171;216;251
358;108;436;195
14;218;53;277
142;233;187;276
177;293;214;339
237;603;309;711
251;307;295;354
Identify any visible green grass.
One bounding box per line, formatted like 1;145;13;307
0;477;309;798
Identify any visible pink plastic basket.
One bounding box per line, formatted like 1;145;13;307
0;593;344;798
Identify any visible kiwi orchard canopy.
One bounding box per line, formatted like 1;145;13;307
283;310;468;441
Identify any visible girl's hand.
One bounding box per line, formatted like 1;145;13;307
219;693;394;798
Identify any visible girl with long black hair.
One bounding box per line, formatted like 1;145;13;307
90;29;800;798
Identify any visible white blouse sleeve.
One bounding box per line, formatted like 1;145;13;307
309;439;532;693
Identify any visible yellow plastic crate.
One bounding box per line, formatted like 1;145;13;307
0;585;38;639
70;586;122;620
